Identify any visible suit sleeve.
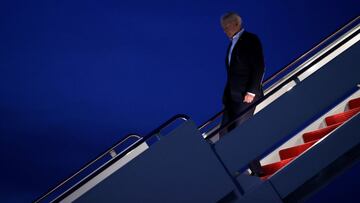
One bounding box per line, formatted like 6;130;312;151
247;35;265;94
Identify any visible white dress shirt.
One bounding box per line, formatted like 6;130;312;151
228;29;244;64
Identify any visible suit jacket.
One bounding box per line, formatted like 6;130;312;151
223;31;265;104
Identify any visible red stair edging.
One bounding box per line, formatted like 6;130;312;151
259;97;360;181
261;158;295;177
302;122;343;143
325;107;360;126
348;97;360;109
279;140;319;160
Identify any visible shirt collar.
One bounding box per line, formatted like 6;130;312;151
231;28;245;41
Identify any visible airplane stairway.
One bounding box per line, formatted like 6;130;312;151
34;16;360;203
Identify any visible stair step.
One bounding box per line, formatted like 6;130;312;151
302;122;343;143
325;107;360;126
260;97;360;181
279;140;319;160
348;97;360;109
260;175;271;181
261;158;294;177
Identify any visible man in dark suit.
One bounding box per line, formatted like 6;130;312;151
220;12;265;176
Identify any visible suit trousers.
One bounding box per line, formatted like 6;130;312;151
219;93;264;176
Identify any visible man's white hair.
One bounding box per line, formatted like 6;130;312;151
221;12;242;26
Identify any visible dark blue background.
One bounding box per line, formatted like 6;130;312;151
0;0;359;202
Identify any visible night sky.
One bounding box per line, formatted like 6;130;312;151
0;0;359;202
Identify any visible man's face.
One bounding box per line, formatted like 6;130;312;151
221;20;240;39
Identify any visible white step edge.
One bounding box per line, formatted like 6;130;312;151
260;89;360;166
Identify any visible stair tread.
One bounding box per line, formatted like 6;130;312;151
325;106;360;126
348;97;360;109
260;97;360;181
279;139;319;160
303;122;343;143
261;158;295;177
260;175;271;181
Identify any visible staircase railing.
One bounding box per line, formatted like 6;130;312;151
34;114;189;203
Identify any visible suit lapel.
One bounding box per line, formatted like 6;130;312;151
226;31;246;69
229;31;246;66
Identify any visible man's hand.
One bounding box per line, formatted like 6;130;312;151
243;93;255;103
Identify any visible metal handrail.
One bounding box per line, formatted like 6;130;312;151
204;20;360;140
34;133;141;203
198;15;360;133
34;114;189;203
148;114;190;135
198;111;223;131
52;114;190;202
109;134;142;157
